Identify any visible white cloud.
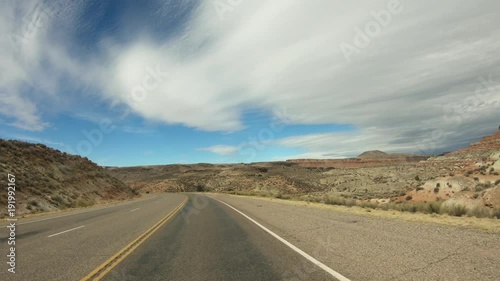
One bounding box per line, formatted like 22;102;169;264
199;145;238;156
275;129;424;158
120;126;156;135
1;0;500;157
0;1;91;131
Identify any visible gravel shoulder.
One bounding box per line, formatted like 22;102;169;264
211;193;500;281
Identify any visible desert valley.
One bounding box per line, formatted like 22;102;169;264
2;129;500;219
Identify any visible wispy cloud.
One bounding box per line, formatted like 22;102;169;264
120;126;157;135
198;145;238;156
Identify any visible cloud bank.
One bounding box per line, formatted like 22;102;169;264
1;0;500;158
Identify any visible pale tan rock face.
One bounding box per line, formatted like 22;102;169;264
493;159;500;170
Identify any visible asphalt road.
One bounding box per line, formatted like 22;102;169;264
0;193;187;281
4;192;497;280
102;194;338;281
1;193;342;281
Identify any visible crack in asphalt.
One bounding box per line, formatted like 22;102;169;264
390;247;464;280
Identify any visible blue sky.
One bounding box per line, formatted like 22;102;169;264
1;0;499;166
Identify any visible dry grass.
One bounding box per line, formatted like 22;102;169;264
220;192;500;233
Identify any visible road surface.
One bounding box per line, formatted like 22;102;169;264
2;193;499;280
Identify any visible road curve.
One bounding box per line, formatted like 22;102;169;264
102;194;340;281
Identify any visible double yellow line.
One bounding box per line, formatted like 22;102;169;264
80;197;188;281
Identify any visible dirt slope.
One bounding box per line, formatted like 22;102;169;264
0;139;138;217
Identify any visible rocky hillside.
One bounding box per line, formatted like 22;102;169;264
357;150;388;159
426;131;500;174
107;162;325;195
406;130;500;209
108;158;432;200
285;153;429;168
0;139;138;217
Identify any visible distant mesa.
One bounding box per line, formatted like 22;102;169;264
357;150;388;159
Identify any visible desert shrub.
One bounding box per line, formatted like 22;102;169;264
473;177;479;181
195;184;205;192
434;187;440;193
398;203;417;213
359;201;378;209
76;198;94;208
472;193;479;199
405;195;412;201
466;170;473;176
493;209;500;219
304;196;321;203
436;183;441;188
324;195;344;206
28;200;39;207
48;183;60;190
495;179;500;185
31;189;43;196
344;198;356;207
323;195;356;207
51;195;66;207
416;186;424;192
428;201;443;214
441;204;467;217
415;175;420;181
467;207;491;218
380;203;392;211
475;182;492;192
416;202;441;214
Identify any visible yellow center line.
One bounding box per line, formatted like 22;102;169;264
80;196;188;281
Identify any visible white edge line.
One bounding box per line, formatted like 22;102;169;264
130;208;140;212
211;197;351;281
48;225;85;238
